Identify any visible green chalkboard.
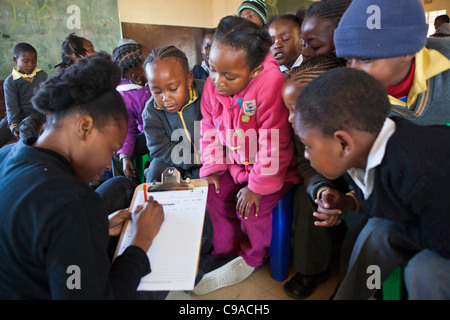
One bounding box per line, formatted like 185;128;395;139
0;0;121;81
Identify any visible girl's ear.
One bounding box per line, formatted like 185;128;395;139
187;71;194;88
76;115;95;140
333;130;354;158
250;64;264;79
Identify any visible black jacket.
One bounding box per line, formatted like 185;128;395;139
345;117;450;258
0;140;150;299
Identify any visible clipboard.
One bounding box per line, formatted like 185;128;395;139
114;167;208;291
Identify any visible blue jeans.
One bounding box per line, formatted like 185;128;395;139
334;217;450;300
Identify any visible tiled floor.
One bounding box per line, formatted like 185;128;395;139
166;253;340;300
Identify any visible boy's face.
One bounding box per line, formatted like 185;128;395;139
146;57;193;113
208;42;261;97
14;51;37;75
201;34;214;68
345;55;415;88
301;17;336;63
294;117;348;180
282;80;307;124
240;8;264;27
268;19;302;69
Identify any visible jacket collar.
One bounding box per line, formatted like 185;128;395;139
154;85;198;112
389;47;450;108
12;67;41;80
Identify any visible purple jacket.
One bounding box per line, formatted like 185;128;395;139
116;78;152;157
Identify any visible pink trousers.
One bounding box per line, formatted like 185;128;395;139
206;171;294;267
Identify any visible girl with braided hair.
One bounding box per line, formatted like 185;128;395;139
54;33;97;69
194;15;300;295
142;45;204;182
112;40;151;183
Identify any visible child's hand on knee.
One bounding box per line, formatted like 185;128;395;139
236;186;262;220
205;173;220;193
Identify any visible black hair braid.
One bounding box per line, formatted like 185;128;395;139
305;0;352;27
287;54;344;86
112;43;144;78
144;45;189;74
55;33;88;69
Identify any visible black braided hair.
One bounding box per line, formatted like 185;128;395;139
112;42;145;78
55;33;89;69
286;54;344;87
304;0;352;27
144;45;190;74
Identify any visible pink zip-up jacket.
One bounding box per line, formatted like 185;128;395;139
200;53;301;195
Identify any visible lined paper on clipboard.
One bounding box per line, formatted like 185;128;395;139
115;183;208;291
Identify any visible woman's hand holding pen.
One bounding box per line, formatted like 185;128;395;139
131;196;165;253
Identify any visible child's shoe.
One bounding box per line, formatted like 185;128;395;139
192;256;254;295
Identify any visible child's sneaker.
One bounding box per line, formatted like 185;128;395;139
192;256;254;295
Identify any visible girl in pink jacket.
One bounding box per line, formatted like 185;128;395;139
196;16;300;294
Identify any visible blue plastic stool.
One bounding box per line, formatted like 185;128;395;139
269;187;296;282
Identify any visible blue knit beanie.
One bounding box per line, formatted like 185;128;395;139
334;0;428;58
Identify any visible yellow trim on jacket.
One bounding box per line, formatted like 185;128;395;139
388;47;450;116
156;86;201;165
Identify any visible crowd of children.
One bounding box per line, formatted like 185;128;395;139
0;0;449;300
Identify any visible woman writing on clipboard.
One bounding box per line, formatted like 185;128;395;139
0;52;164;299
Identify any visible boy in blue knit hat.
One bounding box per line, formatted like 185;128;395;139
334;0;450;126
238;0;267;27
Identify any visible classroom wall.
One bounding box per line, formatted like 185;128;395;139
422;0;450;14
117;0;243;28
116;0;316;70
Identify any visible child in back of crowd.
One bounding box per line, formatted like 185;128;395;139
294;67;450;300
54;33;97;69
334;0;450;126
267;13;304;75
193;16;300;295
192;29;215;80
0;43;48;148
300;0;352;63
142;45;204;182
238;0;267;28
112;39;152;183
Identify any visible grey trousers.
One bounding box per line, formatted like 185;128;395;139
333;217;450;300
